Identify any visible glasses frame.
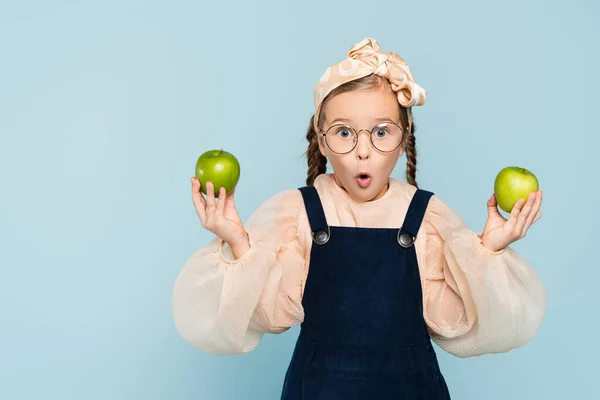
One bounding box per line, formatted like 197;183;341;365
318;121;407;154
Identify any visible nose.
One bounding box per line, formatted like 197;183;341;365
355;130;371;160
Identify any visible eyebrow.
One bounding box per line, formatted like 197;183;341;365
329;117;397;125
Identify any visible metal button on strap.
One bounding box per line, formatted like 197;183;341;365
397;232;415;248
313;228;330;245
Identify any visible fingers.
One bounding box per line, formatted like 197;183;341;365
533;210;542;223
205;181;216;220
200;181;228;228
506;197;525;230
487;193;505;220
514;192;536;232
191;177;207;225
216;186;226;216
510;190;543;238
523;191;543;231
191;178;235;232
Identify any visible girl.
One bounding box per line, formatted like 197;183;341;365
172;38;547;399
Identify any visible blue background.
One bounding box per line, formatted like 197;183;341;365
1;0;597;399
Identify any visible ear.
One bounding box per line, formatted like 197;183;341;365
317;135;328;157
398;130;409;158
397;144;405;158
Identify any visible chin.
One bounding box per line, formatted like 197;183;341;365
345;181;383;202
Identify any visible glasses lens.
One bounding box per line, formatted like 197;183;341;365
371;122;403;152
325;125;357;153
323;122;404;153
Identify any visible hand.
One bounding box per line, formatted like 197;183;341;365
480;190;543;252
191;177;249;254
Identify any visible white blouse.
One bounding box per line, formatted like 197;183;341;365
172;173;547;357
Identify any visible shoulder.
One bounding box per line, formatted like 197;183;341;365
247;185;311;246
389;178;437;202
413;188;465;229
387;178;459;222
252;187;304;217
246;179;315;229
388;177;419;199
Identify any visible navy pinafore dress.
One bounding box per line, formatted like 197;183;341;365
280;185;452;399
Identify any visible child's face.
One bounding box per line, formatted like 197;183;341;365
318;85;405;202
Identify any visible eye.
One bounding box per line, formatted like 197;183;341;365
373;127;389;138
335;127;353;138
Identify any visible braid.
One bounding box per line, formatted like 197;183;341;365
405;121;418;188
305;115;327;186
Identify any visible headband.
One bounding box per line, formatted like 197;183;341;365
313;37;427;131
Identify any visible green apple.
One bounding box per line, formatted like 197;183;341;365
195;149;241;195
494;166;539;213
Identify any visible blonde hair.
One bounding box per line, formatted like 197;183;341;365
304;74;418;187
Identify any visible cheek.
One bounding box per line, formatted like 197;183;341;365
326;154;343;169
326;154;354;176
377;153;401;172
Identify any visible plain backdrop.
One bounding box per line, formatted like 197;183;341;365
1;0;598;399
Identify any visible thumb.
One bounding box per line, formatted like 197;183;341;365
224;190;242;221
487;193;503;217
225;190;236;207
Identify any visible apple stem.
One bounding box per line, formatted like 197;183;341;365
218;149;223;156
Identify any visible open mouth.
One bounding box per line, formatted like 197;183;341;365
356;173;372;188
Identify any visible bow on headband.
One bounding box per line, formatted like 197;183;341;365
313;38;427;131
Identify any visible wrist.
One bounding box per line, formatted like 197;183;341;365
479;232;504;253
228;231;250;260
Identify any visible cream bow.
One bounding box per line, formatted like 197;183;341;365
313;38;427;131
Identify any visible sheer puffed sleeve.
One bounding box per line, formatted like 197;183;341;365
172;189;309;355
418;195;547;358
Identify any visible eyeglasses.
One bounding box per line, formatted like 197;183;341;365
318;121;406;154
319;122;404;154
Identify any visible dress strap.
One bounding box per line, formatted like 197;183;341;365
397;189;434;248
298;186;331;245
